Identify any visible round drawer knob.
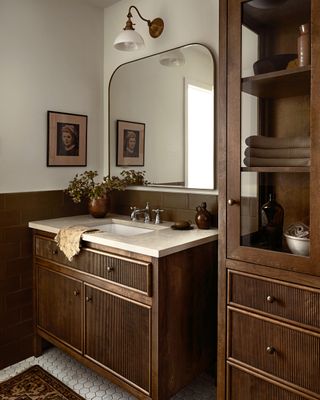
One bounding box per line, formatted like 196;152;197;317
266;346;276;355
85;296;92;302
266;295;275;303
107;266;114;273
73;290;79;296
52;249;58;255
227;199;236;206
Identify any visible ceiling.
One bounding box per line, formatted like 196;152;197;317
82;0;122;8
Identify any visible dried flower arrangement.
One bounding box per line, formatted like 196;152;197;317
65;170;148;204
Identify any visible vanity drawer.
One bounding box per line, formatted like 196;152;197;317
35;236;72;264
228;309;320;395
35;236;152;296
229;271;320;330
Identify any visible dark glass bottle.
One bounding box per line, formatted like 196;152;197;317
261;193;284;250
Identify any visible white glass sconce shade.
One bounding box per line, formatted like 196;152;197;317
113;29;145;51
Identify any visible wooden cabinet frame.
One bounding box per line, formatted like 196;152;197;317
218;0;320;399
33;231;217;400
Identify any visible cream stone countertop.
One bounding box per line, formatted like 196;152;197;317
28;214;218;258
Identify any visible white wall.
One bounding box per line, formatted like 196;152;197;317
103;0;219;174
0;0;219;193
0;0;104;193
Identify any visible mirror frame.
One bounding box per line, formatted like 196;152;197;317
108;43;218;194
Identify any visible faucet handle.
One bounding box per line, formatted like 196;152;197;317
152;208;164;224
130;206;137;221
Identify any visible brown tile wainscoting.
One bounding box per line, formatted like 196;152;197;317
0;190;86;369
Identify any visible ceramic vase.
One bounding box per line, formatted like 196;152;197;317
88;195;109;218
195;202;211;229
298;23;310;67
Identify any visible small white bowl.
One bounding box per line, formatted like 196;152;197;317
284;234;310;256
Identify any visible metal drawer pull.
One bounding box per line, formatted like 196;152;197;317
73;290;79;296
85;296;92;302
107;266;114;273
227;199;236;206
266;295;275;303
52;249;58;255
266;346;276;355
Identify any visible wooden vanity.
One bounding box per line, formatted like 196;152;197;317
30;215;218;400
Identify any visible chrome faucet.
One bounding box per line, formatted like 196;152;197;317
152;208;164;224
130;202;150;223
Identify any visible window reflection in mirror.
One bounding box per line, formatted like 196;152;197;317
109;44;215;191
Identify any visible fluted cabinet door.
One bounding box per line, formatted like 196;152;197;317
84;284;151;395
37;266;82;352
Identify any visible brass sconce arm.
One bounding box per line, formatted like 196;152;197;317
124;5;164;38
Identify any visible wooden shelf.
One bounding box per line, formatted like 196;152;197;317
242;66;311;98
241;166;309;173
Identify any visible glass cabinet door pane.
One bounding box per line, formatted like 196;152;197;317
239;0;311;257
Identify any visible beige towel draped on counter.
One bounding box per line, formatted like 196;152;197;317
55;225;98;261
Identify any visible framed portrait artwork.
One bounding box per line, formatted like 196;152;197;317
116;120;145;166
47;111;87;166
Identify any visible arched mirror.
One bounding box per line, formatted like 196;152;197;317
109;43;215;192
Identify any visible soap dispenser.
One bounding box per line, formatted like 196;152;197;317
195;202;211;229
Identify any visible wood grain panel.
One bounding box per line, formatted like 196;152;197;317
229;309;320;395
84;285;151;394
37;266;82;352
228;365;314;400
229;271;320;330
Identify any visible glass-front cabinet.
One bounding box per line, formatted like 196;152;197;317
226;0;319;275
219;1;320;399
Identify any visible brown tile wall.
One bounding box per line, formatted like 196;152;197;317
0;188;217;369
0;191;86;369
111;190;218;226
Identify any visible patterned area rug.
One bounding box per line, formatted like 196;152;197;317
0;365;84;400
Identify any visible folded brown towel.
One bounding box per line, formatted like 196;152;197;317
243;157;310;167
55;225;98;261
245;135;310;148
244;147;310;159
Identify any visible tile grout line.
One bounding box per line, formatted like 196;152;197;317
0;347;216;399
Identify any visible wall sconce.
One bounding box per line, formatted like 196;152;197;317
113;6;164;51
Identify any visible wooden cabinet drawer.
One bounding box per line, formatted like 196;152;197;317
229;271;320;330
228;309;320;396
228;365;312;400
35;236;152;296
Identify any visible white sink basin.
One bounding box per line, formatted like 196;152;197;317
94;223;153;236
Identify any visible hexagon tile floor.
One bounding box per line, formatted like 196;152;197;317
0;347;216;399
